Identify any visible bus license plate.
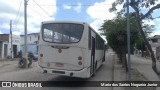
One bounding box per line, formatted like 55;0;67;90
55;63;64;67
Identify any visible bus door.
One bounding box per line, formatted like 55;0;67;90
90;36;95;75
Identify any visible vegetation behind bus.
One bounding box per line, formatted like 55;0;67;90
101;13;139;72
109;0;160;75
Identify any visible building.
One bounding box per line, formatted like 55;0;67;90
0;34;21;59
149;35;160;60
21;33;39;55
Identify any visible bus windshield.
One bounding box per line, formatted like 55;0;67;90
42;23;84;43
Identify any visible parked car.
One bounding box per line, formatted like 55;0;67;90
28;52;38;61
18;51;38;61
33;53;38;60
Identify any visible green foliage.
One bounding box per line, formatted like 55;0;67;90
109;0;160;74
101;13;139;54
109;0;159;52
110;0;160;20
135;35;143;50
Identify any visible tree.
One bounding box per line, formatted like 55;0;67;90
135;24;155;57
110;0;160;75
101;13;139;72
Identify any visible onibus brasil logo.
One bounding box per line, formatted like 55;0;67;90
1;82;42;87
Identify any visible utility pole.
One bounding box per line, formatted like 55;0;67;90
127;0;131;81
24;0;28;68
10;20;13;59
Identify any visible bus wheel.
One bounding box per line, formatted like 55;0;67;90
92;61;97;77
95;61;97;73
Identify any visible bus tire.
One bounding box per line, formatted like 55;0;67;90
102;51;105;62
95;61;97;71
92;61;97;77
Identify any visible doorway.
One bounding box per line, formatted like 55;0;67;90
4;44;8;58
0;42;2;59
13;45;17;58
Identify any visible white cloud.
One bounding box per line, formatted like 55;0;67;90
73;3;82;13
86;0;123;32
0;31;2;34
63;3;82;13
154;21;160;36
156;18;160;22
87;1;115;20
143;19;160;37
28;0;57;20
63;4;72;9
1;23;10;30
12;31;21;35
0;0;57;35
90;19;103;33
142;20;155;25
151;30;160;36
156;19;160;30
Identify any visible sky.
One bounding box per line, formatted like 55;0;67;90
0;0;160;38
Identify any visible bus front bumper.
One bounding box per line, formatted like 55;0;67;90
37;64;90;78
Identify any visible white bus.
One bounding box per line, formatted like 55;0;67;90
37;20;105;78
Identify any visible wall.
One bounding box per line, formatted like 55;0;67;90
149;37;160;60
8;34;21;58
21;33;39;44
21;33;39;54
0;34;9;41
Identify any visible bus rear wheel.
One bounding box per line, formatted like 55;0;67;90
91;61;97;77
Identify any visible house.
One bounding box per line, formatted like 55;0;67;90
0;34;21;59
21;33;39;55
149;35;160;60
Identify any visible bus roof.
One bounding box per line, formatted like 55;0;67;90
42;20;86;25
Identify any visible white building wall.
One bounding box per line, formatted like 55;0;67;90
149;37;160;60
21;33;39;54
0;34;21;59
21;33;39;44
8;34;21;58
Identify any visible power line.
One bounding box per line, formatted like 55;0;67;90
28;5;47;18
32;0;51;17
14;0;22;24
28;4;112;7
14;12;23;26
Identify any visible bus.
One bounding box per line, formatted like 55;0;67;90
37;20;105;78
